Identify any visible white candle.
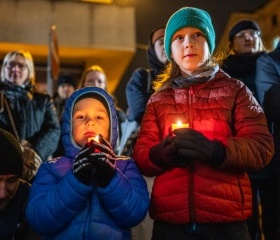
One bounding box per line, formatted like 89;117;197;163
172;121;189;131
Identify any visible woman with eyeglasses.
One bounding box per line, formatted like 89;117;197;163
222;20;272;240
0;50;60;183
221;20;266;95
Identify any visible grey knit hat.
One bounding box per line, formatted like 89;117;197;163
0;128;23;177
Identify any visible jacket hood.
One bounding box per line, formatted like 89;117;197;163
61;87;118;159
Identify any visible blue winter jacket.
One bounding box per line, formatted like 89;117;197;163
25;87;149;240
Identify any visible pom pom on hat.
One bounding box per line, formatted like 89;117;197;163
228;20;261;42
164;7;215;61
0;128;23;177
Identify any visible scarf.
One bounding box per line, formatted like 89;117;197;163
170;65;219;88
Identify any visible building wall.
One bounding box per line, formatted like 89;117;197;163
217;0;280;53
0;0;136;94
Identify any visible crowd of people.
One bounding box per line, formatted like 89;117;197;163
0;5;279;240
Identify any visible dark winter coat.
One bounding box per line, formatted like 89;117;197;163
0;82;60;161
221;52;265;95
255;42;280;173
0;180;39;240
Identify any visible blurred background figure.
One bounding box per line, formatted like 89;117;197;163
78;64;126;153
119;26;168;157
221;20;266;95
0;128;40;240
53;74;76;121
221;20;267;240
52;74;76;158
78;65;107;90
0;50;60;182
255;40;280;240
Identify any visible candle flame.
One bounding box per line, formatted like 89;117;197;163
88;135;99;143
177;121;183;127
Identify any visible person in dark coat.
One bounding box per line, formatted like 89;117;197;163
221;20;266;95
118;27;168;157
0;128;40;240
221;20;268;240
126;26;168;124
0;50;60;182
53;74;76;121
52;74;76;158
255;40;280;240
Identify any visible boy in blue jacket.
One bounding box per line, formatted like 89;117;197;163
26;87;149;240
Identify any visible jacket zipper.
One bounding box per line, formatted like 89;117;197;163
188;87;196;226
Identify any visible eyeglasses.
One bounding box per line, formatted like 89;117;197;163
5;62;27;70
235;30;261;40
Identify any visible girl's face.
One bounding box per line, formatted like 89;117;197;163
72;98;109;147
84;71;106;89
4;55;29;86
171;27;210;77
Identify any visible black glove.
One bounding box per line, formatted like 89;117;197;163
88;135;119;188
149;134;191;169
73;144;95;184
173;128;225;167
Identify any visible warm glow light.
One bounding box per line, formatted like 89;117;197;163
172;121;189;131
81;0;112;3
88;135;99;143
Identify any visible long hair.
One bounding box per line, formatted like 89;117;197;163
1;50;35;85
77;65;107;90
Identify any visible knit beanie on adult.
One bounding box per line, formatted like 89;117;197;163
164;7;215;61
228;20;261;42
147;26;166;75
0;128;23;177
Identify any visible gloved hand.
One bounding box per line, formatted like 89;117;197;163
173;128;225;167
88;135;120;188
73;144;95;185
149;134;191;169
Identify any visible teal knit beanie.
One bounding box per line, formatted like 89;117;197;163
164;7;215;61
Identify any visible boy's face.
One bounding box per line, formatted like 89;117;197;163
72;98;110;147
0;174;19;211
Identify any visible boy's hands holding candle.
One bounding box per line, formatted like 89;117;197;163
88;135;128;187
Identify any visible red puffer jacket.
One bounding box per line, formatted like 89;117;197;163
133;70;274;224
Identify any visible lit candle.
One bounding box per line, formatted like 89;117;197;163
88;135;99;143
172;121;189;131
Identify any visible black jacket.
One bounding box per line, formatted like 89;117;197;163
0;180;39;240
0;82;60;161
255;43;280;173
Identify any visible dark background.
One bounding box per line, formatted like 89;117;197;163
115;0;269;110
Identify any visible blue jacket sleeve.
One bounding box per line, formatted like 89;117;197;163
97;159;149;228
25;162;93;236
